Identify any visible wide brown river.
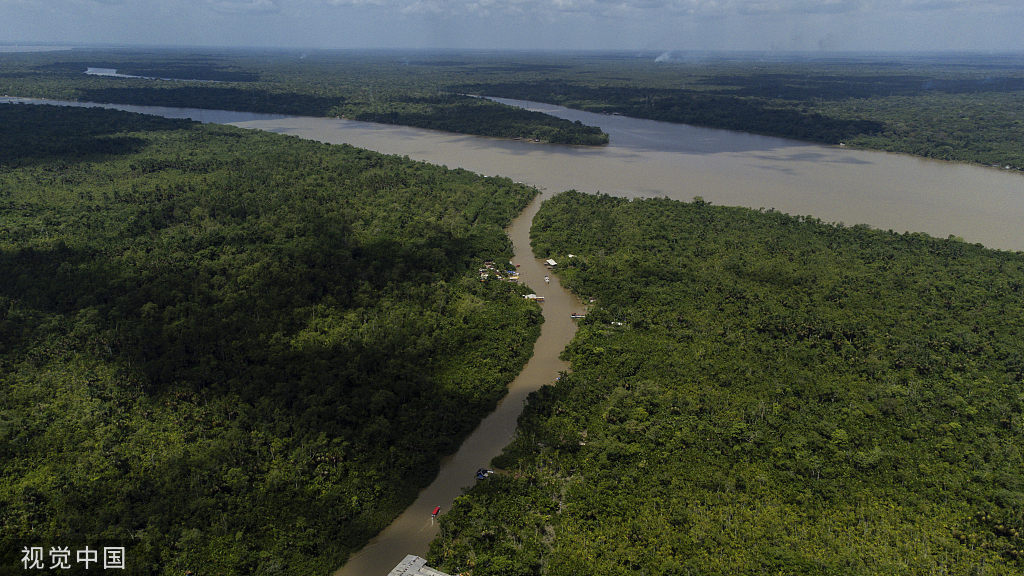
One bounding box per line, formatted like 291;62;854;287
232;100;1024;575
5;95;1024;575
7;95;1022;249
229;98;1024;253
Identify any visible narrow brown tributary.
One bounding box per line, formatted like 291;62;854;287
334;193;586;576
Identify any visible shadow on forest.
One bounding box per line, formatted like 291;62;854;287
0;240;459;571
0;234;504;567
0;222;495;412
78;86;343;117
0;103;190;166
0;98;539;574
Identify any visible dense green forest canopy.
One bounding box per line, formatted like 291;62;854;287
429;191;1024;575
443;52;1024;169
8;49;1024;162
0;103;543;575
0;49;609;145
5;46;1024;576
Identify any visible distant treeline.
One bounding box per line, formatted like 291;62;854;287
444;54;1024;168
430;191;1024;575
41;59;262;82
7;49;1024;162
77;85;345;116
0;51;610;146
0;103;542;575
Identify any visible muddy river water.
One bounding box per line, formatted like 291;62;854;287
4;95;1023;574
6;95;1022;250
239;100;1024;576
331;194;584;576
230;98;1024;252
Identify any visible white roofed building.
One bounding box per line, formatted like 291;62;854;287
388;555;453;576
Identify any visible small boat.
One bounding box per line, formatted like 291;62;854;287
544;276;550;283
571;313;586;319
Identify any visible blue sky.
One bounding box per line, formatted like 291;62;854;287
1;0;1022;53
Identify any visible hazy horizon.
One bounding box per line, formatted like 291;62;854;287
4;43;1024;59
2;1;1022;55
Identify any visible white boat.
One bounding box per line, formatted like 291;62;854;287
544;276;550;283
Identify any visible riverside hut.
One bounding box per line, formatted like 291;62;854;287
388;555;452;576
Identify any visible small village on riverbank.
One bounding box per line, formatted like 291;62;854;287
479;259;549;302
477;260;519;283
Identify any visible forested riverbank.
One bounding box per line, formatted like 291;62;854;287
429;191;1024;575
445;53;1024;170
0;50;609;146
0;103;543;574
6;47;1024;576
10;49;1024;165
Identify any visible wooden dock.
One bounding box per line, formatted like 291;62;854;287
387;555;453;576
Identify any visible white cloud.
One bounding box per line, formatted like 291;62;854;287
399;0;443;14
900;0;963;9
898;0;1019;11
207;0;280;14
2;0;1023;51
308;0;1015;20
324;0;390;6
